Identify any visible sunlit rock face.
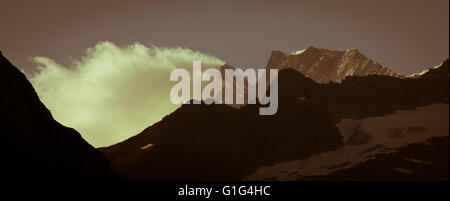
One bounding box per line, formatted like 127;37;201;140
267;46;402;83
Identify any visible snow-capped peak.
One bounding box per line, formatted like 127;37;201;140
267;47;400;83
291;48;307;55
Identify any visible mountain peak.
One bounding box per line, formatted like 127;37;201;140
267;50;288;69
270;49;288;57
346;48;359;52
267;47;400;83
290;46;323;55
345;48;362;55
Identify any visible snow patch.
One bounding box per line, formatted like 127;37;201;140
244;104;449;181
291;49;307;55
394;168;413;174
298;97;307;102
140;143;153;150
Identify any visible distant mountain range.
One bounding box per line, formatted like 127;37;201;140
267;47;401;83
100;52;448;180
220;47;407;108
1;47;448;181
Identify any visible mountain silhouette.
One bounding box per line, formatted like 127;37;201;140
0;51;120;180
101;57;448;180
1;47;447;181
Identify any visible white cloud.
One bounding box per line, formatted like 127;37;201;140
29;41;225;147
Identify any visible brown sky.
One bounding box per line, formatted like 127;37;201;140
0;0;448;75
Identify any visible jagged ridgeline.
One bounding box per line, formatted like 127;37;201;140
1;47;447;180
267;47;402;83
101;54;448;180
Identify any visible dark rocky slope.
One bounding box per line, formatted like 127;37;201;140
0;51;120;180
101;58;448;180
270;58;449;122
305;136;449;181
